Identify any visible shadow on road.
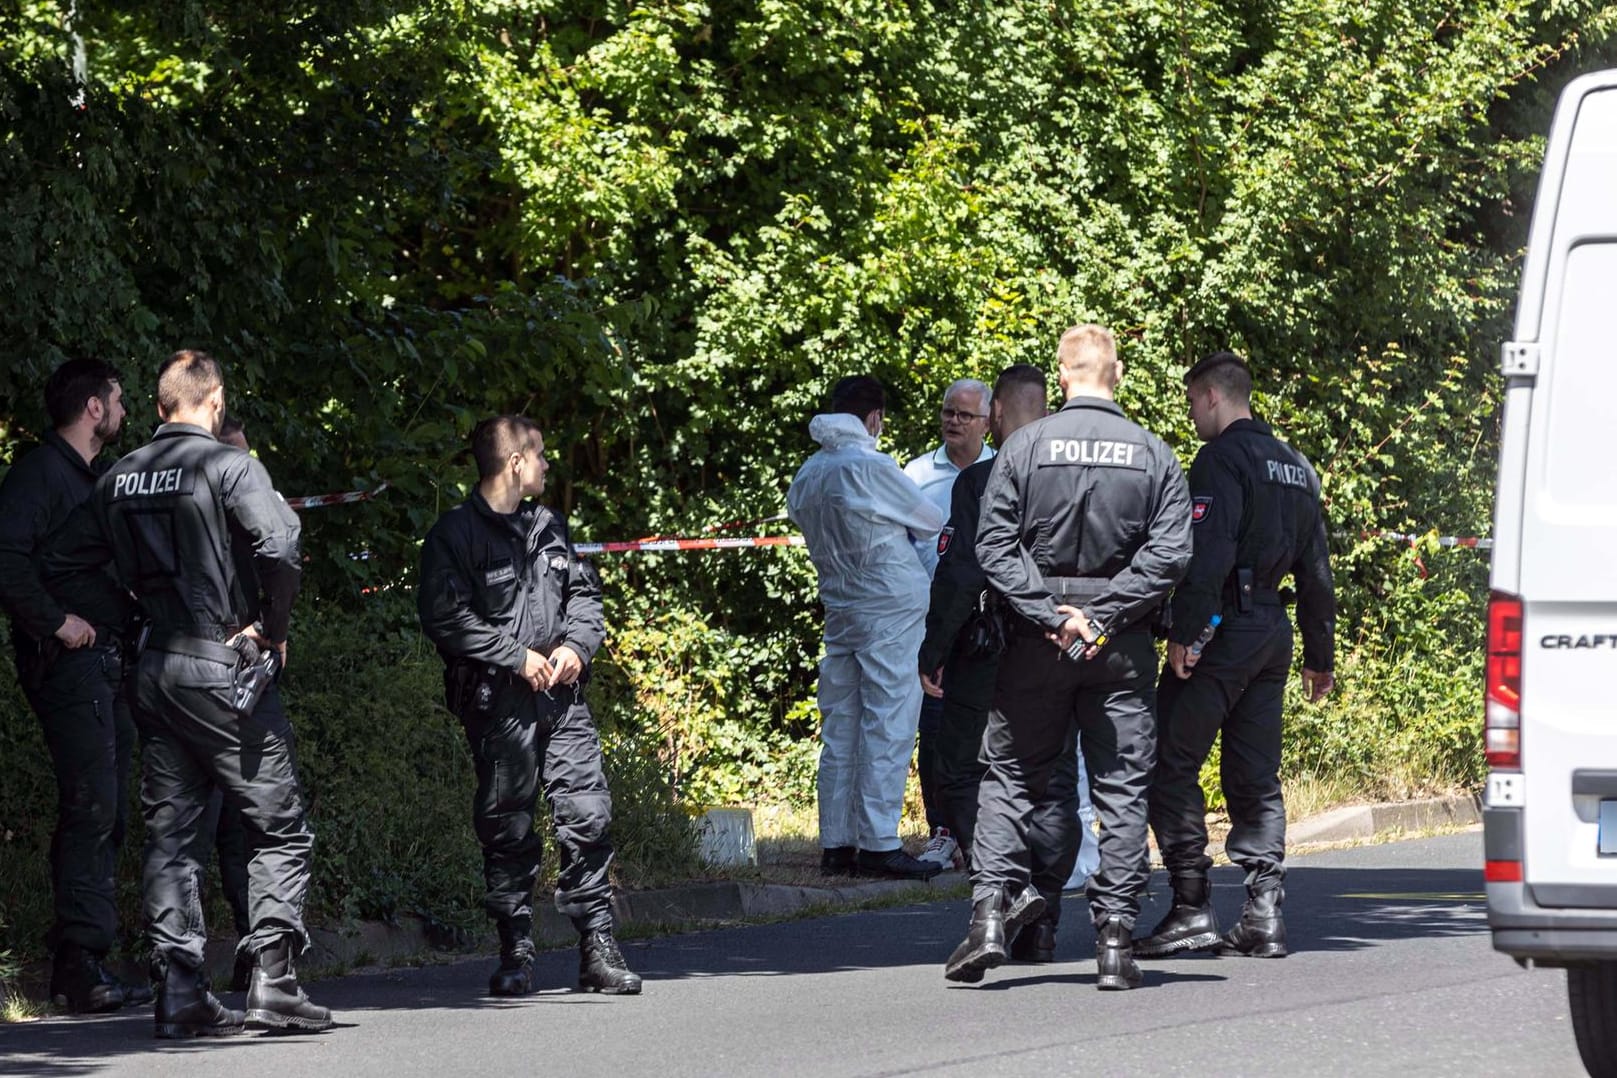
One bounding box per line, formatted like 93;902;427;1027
0;851;1490;1071
962;970;1229;991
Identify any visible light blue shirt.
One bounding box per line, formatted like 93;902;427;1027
904;442;995;575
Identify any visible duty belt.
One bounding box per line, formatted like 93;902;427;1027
147;630;241;666
1043;575;1111;602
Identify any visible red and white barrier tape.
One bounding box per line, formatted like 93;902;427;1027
1351;531;1492;551
574;535;805;555
279;486;1495;561
284;483;389;510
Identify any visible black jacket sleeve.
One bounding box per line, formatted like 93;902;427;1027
417;515;527;672
220;454;302;643
1293;502;1335;672
1086;451;1193;634
558;523;606;663
0;456;66;640
918;470;986;673
1169;446;1245;645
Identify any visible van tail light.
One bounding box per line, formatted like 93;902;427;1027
1485;859;1523;883
1486;591;1522;769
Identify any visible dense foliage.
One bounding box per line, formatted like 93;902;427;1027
4;0;1615;961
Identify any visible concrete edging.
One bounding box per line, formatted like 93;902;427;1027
301;791;1483;974
7;793;1482;1000
1285;792;1482;848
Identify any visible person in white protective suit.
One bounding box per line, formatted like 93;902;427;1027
787;376;947;881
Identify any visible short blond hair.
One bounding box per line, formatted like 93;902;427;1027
157;349;223;415
1056;324;1117;380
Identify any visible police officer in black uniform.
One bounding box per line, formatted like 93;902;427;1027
918;365;1048;900
0;358;151;1013
944;325;1191;990
47;350;332;1038
417;415;640;998
1135;351;1335;961
922;364;1069;963
190;412;257;993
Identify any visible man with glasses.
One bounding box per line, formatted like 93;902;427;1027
905;379;995;872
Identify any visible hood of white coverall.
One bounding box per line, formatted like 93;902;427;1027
787;413;945;644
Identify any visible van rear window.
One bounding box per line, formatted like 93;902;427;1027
1543;242;1617;512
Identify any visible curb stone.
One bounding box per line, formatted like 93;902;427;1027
8;794;1480;1003
305;789;1480;976
1283;792;1481;848
190;875;969;985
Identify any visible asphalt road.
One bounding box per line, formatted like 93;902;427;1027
0;830;1587;1077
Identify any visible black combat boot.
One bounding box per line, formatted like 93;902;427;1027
488;918;538;997
944;891;1008;983
49;942;125;1013
578;930;642;994
153;957;245;1039
1134;875;1220;959
1095;915;1143;991
1218;885;1287;958
245;936;335;1031
1009;897;1059;963
1002;885;1047;940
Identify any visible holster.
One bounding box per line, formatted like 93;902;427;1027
960;590;1007;661
227;636;282;717
445;659;508;720
127;612;152;657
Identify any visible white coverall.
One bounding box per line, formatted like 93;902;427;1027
788;413;946;852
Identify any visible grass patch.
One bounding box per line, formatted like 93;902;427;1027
2;995;46;1023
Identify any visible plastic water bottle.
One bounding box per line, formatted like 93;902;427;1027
1187;614;1222;659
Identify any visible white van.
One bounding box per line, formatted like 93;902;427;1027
1486;67;1617;1074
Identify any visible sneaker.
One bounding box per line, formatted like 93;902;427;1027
917;827;963;870
854;847;944;880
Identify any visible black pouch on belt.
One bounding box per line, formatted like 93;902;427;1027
1235;567;1255;615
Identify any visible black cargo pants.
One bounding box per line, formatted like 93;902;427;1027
454;675;615;935
195;787;253;938
931;651;999;857
1149;603;1292;891
20;643;136;954
972;627;1157;928
133;642;314;972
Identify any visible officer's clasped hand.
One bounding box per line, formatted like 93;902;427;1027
230;623;288;672
1049;604;1102;661
548;644;584;687
521;648;555;693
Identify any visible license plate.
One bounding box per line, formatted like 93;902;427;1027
1601;801;1617;856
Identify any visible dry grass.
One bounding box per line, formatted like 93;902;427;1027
1;994;46;1023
